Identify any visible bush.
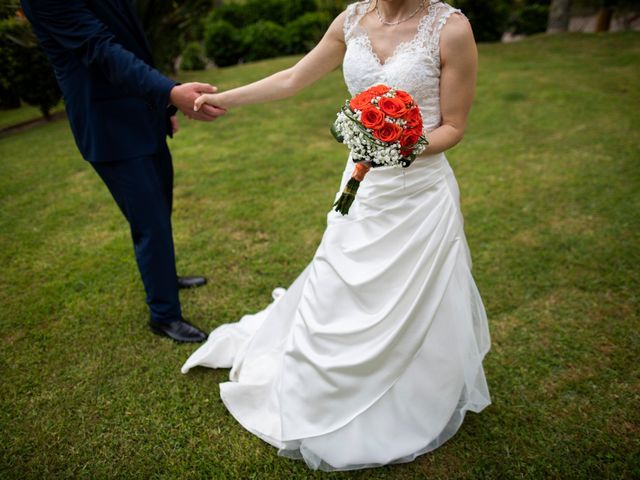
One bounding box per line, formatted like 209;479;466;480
450;0;514;42
281;0;319;23
511;4;550;35
210;0;319;27
0;18;61;116
316;0;351;17
204;18;244;67
180;41;206;71
134;0;216;74
285;11;332;54
241;21;287;62
204;1;338;64
208;2;248;28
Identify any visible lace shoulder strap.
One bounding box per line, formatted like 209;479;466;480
422;1;465;64
343;1;369;42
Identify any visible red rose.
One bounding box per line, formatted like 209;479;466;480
360;106;385;129
373;122;403;143
349;91;375;111
395;89;414;107
400;131;421;149
366;84;391;96
401;148;413;157
403;107;422;128
406;126;423;138
378;96;407;118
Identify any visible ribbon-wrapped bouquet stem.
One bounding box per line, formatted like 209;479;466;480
330;84;428;215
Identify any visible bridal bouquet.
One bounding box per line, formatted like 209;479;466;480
330;84;428;215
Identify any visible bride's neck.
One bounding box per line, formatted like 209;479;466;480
374;0;426;22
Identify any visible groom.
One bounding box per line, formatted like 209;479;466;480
20;0;226;342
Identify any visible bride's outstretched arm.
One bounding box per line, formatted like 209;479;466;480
195;12;347;111
423;13;478;156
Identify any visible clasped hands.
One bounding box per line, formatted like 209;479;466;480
168;82;227;133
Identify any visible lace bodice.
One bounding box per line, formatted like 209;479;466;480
342;0;463;133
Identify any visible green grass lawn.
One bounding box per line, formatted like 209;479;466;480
0;102;64;131
1;32;639;479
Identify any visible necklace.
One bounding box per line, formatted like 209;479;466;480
375;1;425;26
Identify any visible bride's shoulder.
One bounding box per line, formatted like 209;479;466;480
431;2;471;39
439;6;473;41
338;1;369;39
438;5;475;65
347;1;370;11
343;1;370;21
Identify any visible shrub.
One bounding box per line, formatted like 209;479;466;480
282;0;319;23
450;0;514;42
0;18;61;117
180;41;206;71
285;11;332;54
204;18;244;67
241;21;287;62
208;2;248;28
210;0;319;27
134;0;217;74
316;0;351;17
511;4;550;35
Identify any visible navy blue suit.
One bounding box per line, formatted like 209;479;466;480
22;0;184;324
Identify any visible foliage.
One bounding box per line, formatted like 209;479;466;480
180;41;206;71
1;32;639;479
203;18;244;67
451;0;514;42
511;3;551;34
285;11;332;54
316;0;351;17
206;1;246;28
0;17;61;117
241;21;288;62
0;0;20;20
209;0;318;28
204;0;335;64
133;0;215;74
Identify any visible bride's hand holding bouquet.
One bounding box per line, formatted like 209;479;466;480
331;84;428;215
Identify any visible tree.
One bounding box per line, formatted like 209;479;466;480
451;0;514;42
547;0;572;32
0;16;61;116
133;0;214;74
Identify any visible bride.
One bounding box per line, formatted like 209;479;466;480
182;0;491;471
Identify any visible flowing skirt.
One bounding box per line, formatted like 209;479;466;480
182;153;491;471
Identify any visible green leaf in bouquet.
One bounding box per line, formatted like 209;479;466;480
330;122;344;143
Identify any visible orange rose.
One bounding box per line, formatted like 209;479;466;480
395;89;414;107
367;84;391;96
373;122;403;143
378;96;407;118
349;91;375;111
403;107;422;128
360;106;385;130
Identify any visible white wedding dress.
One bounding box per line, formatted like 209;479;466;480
182;1;491;471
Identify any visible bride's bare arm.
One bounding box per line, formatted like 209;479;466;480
422;13;477;155
195;12;347;111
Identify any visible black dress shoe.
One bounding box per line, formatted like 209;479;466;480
149;318;208;343
177;275;207;290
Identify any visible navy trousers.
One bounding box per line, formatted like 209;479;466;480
92;143;181;324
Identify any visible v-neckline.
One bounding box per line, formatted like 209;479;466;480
355;7;432;67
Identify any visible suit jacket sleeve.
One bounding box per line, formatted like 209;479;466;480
29;0;176;111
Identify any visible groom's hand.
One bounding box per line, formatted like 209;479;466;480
170;83;226;121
